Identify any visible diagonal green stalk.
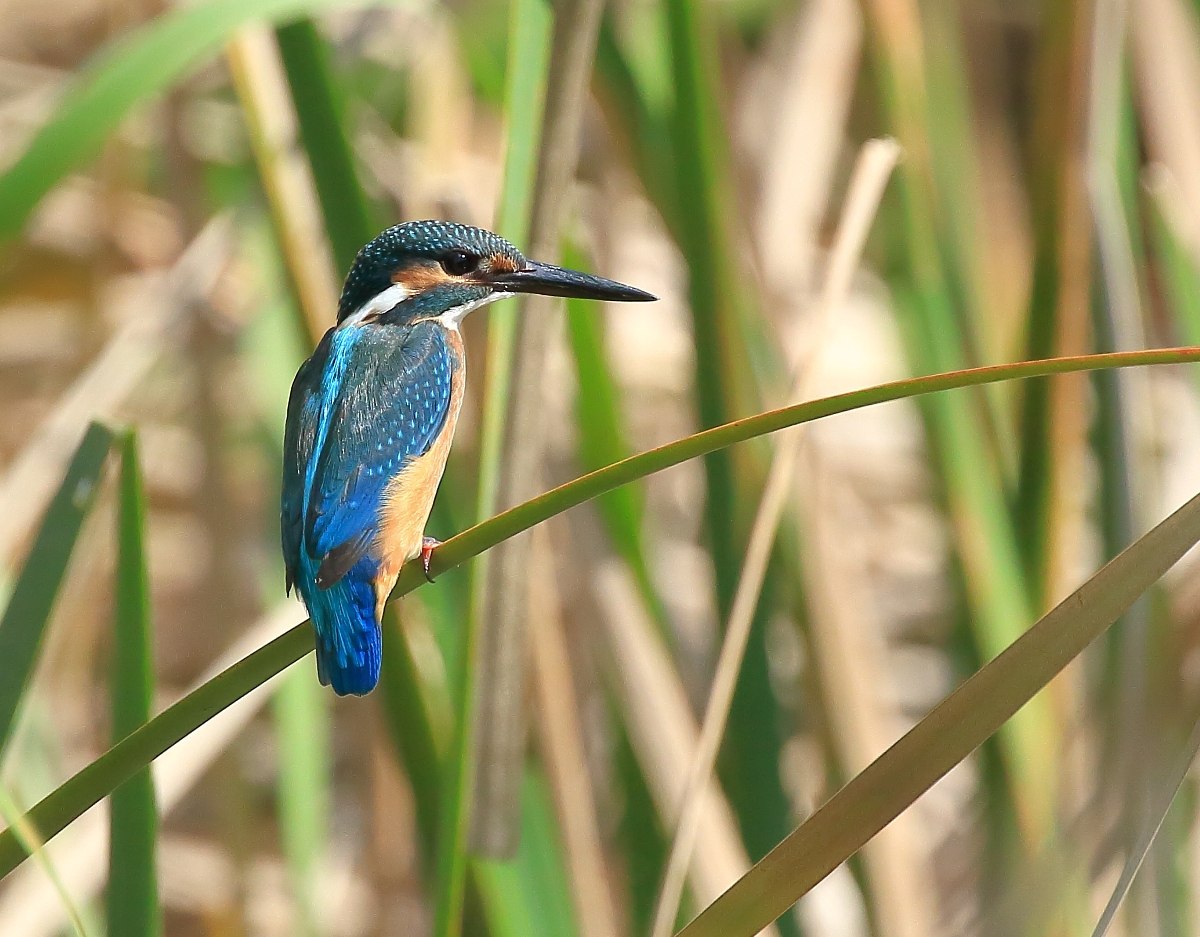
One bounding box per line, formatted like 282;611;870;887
677;483;1200;937
3;348;1200;877
107;432;160;937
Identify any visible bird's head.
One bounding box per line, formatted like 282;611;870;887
336;220;655;327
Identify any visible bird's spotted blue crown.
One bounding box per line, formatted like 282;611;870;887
337;220;527;321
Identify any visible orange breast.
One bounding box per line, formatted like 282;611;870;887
372;328;465;615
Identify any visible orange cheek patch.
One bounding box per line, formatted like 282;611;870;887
392;261;452;292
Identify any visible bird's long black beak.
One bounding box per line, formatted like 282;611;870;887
490;260;656;302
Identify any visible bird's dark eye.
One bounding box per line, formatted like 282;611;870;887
440;250;478;277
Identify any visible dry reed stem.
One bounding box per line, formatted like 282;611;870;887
1132;0;1200;264
530;527;620;937
1038;0;1096;613
1086;3;1164;889
591;563;769;918
225;27;340;346
755;0;862;294
470;0;607;857
798;454;936;937
650;138;901;937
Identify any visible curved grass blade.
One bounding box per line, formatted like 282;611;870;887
107;432;159;937
0;0;386;240
675;489;1200;937
4;348;1200;875
0;423;115;761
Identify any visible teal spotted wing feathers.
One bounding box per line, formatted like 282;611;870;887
281;319;456;694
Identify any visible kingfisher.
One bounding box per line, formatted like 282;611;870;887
281;220;655;696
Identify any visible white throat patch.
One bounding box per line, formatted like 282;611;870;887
340;282;413;328
341;285;512;332
435;291;510;331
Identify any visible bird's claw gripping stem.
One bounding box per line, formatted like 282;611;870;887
421;537;440;583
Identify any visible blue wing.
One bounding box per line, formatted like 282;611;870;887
281;319;456;696
282;319;457;591
281;332;330;595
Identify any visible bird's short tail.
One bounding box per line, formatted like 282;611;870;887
300;554;382;696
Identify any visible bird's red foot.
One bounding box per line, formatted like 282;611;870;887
421;537;441;583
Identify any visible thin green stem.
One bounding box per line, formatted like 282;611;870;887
2;347;1200;876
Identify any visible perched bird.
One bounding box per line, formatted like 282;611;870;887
281;220;655;695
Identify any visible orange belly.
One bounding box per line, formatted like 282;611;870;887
372;330;465;616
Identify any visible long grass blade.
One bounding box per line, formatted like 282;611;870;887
379;602;592;937
1013;0;1094;607
378;607;444;858
106;432;159;937
0;0;389;239
528;530;619;937
472;772;579;937
1149;169;1200;349
0;423;115;760
0;605;300;937
4;349;1200;875
676;487;1200;937
662;3;800;895
864;0;1057;841
563;241;660;615
273;18;377;271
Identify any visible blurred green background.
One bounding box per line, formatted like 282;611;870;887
4;0;1200;935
